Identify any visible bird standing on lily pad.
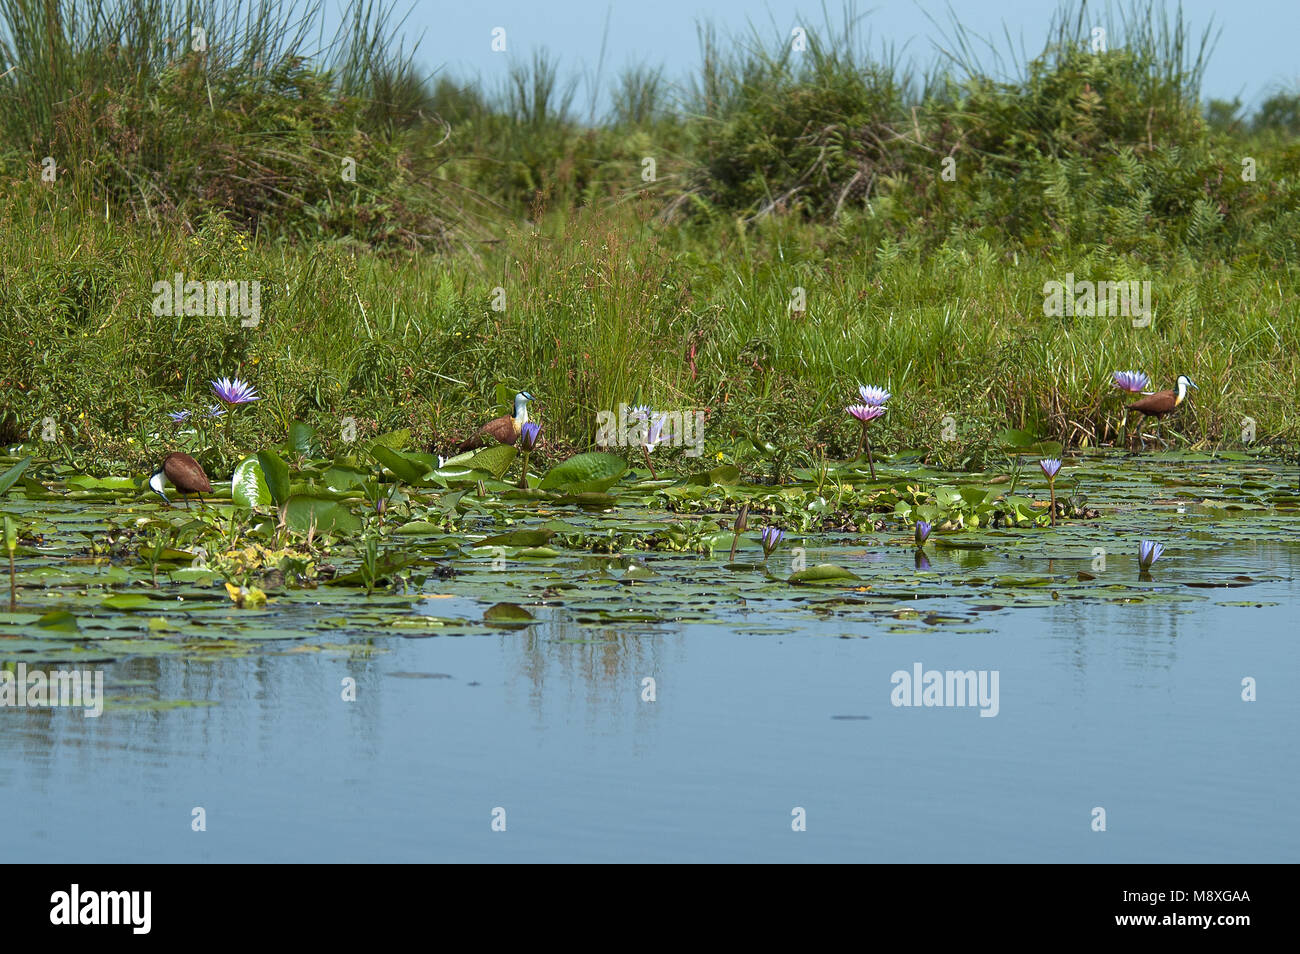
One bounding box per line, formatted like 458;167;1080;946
458;391;534;452
149;452;212;509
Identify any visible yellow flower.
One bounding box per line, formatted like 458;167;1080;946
715;452;723;461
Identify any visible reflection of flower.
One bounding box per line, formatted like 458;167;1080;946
1112;370;1150;394
1138;540;1165;571
914;520;931;546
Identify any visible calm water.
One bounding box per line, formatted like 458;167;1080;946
4;541;1297;862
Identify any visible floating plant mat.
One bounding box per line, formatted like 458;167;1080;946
1;453;1297;667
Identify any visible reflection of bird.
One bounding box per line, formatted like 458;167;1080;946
457;391;534;452
1129;375;1197;447
149;452;212;508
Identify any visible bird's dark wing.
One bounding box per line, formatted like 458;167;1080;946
1128;390;1176;415
457;415;517;452
164;453;212;493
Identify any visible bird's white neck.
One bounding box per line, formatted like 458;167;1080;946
1175;379;1188;405
514;399;529;424
148;471;170;500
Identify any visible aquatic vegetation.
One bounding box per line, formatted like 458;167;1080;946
846;404;886;480
1039;459;1062;527
760;526;784;562
1138;539;1166;578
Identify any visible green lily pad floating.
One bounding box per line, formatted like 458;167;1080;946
231;456;272;508
483;602;536;629
284;496;363;535
35;610;79;632
788;564;863;584
538;452;627;494
686;464;741;486
478;528;555;548
556;492;618;511
101;593;165;611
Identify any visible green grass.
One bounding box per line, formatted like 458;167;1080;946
0;0;1297;473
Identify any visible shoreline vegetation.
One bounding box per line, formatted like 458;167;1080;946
1;0;1297;476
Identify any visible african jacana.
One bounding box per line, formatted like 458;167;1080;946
456;391;534;452
1128;375;1198;447
148;452;212;508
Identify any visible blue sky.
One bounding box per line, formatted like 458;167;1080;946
320;0;1298;118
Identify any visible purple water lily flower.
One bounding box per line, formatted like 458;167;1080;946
1112;370;1150;394
206;404;226;418
1039;458;1062;479
857;384;891;406
1138;539;1165;571
211;377;259;405
914;520;931;546
644;413;670;452
627;404;651;421
760;526;784;559
847;404;886;424
520;421;541;452
168;410;191;423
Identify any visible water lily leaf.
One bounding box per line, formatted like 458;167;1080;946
101;594;160;610
369;429;411;451
35;610;78;632
478;529;555;548
231;457;272;508
483;602;535;628
284;496;362;536
465;445;517;480
0;456;32;496
556;492;618;510
371;446;431;484
257;449;291;508
539;452;627;493
286;421;321;457
788;564;862;584
686;464;741;486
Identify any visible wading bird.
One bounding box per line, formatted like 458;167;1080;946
148;452;212;508
1128;375;1198;447
456;391;534;452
